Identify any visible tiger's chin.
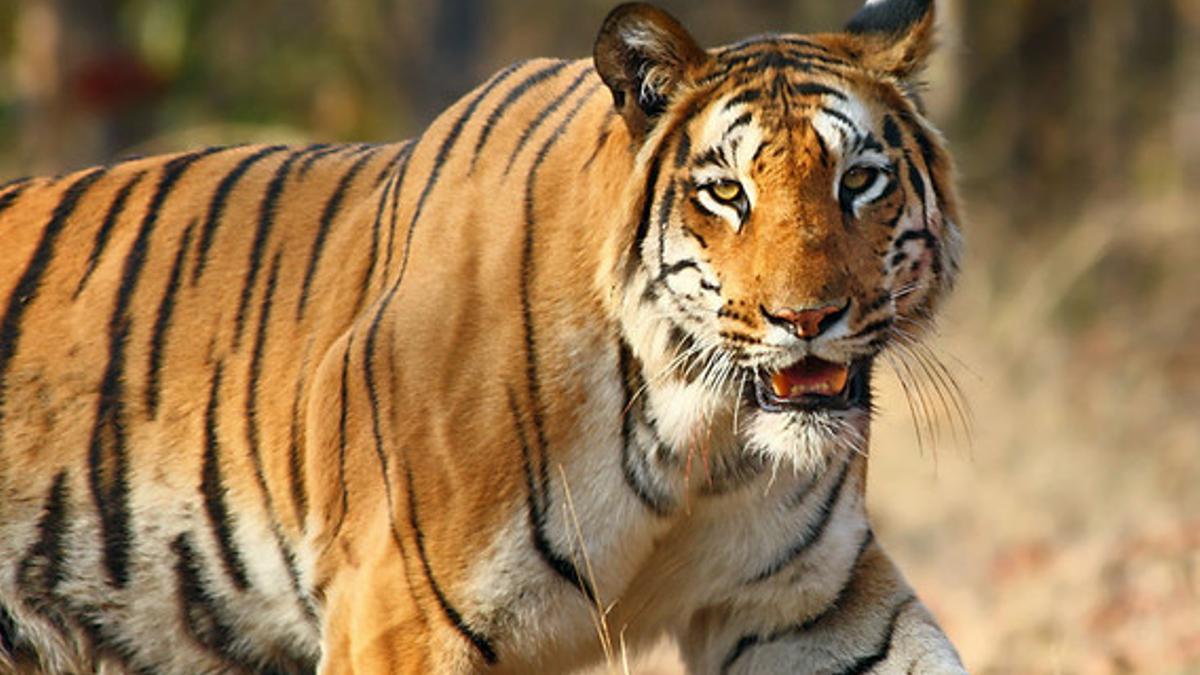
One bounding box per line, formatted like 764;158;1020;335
739;357;873;474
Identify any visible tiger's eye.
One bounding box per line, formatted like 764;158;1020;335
709;181;743;202
841;167;875;192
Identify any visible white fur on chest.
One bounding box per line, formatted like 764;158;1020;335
460;335;869;665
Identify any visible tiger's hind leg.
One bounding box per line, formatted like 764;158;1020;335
680;537;966;675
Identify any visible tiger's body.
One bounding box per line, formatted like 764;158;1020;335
0;1;968;673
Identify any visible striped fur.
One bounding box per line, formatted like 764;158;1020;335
0;1;967;673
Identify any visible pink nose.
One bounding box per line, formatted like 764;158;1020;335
762;301;849;338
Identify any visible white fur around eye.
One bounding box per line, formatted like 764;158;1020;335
846;169;891;211
836;148;892;216
696;187;744;232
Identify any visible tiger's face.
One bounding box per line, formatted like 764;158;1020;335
598;4;961;468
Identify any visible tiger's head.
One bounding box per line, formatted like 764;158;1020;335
596;0;962;470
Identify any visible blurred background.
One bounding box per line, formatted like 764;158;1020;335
1;0;1197;672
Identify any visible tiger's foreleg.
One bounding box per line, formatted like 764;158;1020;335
681;537;966;675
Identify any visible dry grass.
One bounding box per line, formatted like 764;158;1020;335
868;192;1200;674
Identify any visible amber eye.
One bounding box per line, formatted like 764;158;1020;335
707;180;744;203
841;166;878;193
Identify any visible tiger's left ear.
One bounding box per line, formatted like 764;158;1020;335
594;3;710;140
844;0;936;80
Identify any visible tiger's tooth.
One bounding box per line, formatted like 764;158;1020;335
771;372;791;398
829;366;849;393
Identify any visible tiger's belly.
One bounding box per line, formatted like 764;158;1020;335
0;369;321;674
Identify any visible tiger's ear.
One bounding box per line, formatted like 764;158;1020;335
843;0;936;80
594;3;709;140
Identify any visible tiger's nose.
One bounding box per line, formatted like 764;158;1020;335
761;300;850;338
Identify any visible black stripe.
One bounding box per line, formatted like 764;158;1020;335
880;202;905;233
627;151;664;278
297;143;355;178
356;143;413;315
519;79;604;552
306;60;537;615
145;219;198;416
582;111;616;172
858;132;885;155
504;66;593;175
720;635;759;675
725;112;754;136
17;471;71;596
724;35;837;56
689;194;718;219
672;130;692;170
362;272;406;562
718;51;841;78
245;252;284;523
746;456;854;583
794;529;877;631
618;341;674;516
882;115;903;149
721;530;876;674
382;135;421;279
374;141;414;185
654;180;677;272
850;317;895;342
893;228;936;249
820;106;859;133
906;120;944;203
905;155;927;217
170;532;241;663
813;121;832;166
507;391;596;601
201;362;251;591
0;601;20;655
0;180;31;222
287;368;309;530
217;147;313;340
55;605;152;675
510;80;604;603
469;60;567;172
874;173;900;206
294;148;379;322
0;168;105;426
830;597;915;675
0;175;33;193
329;334;355;542
682;225;708;249
791;81;848;101
658;258;701;281
383;62;532;312
229;146;323;343
723;89;762;111
245;253;319;627
88;148;221;589
192;145;289;285
74;171;146;299
399;454;498;663
359;262;436;636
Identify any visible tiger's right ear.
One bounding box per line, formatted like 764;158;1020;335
843;0;936;80
594;3;709;140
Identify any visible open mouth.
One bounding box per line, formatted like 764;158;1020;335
752;357;871;412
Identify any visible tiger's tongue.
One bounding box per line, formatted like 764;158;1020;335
771;359;850;399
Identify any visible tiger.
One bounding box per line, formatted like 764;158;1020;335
0;0;968;672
